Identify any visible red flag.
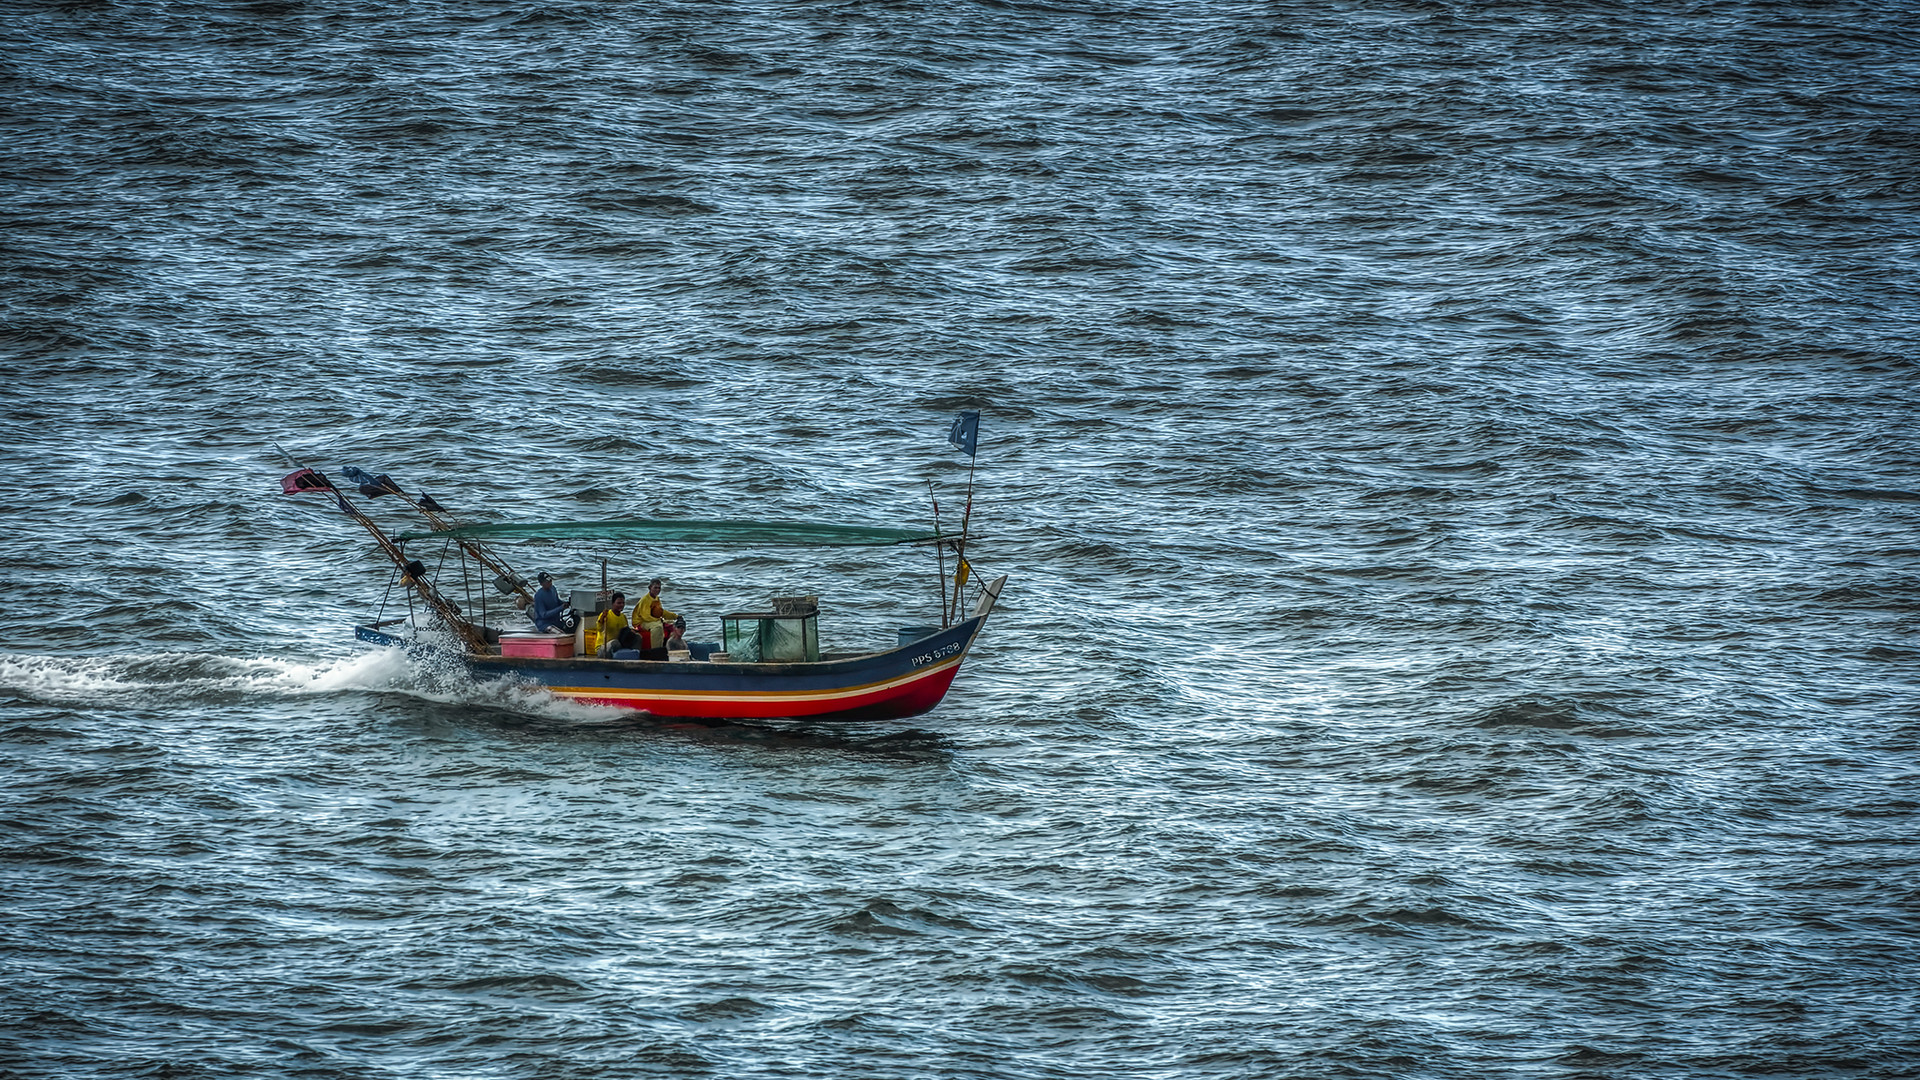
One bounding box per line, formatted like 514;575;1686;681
280;468;334;495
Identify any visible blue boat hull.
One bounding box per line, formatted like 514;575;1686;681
464;615;988;720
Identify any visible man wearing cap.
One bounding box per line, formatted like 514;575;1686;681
530;571;569;633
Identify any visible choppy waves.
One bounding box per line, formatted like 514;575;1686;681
3;0;1918;1077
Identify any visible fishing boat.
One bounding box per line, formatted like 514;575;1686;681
280;415;1002;721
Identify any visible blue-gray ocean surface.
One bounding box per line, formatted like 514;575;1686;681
3;2;1917;1077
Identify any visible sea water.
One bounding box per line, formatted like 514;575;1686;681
2;3;1916;1077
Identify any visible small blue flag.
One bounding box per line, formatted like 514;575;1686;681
948;411;980;457
344;466;401;497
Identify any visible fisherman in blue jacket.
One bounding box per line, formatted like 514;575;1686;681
530;571;573;633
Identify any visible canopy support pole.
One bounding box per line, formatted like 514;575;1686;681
930;480;948;627
947;454;978;626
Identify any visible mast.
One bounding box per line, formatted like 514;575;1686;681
944;411;982;626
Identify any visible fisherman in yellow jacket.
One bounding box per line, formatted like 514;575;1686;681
633;577;683;657
594;592;630;658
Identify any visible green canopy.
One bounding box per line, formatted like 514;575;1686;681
396;518;938;547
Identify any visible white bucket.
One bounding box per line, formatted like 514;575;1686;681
707;651;730;663
667;649;691;663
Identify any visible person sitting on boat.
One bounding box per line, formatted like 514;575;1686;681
595;592;631;657
530;571;574;633
633;577;683;658
608;626;642;661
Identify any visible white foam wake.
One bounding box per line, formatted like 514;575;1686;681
0;646;630;724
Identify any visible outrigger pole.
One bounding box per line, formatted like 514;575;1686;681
275;446;492;654
345;469;534;608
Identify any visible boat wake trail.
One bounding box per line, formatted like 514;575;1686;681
0;647;626;724
0;648;419;706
